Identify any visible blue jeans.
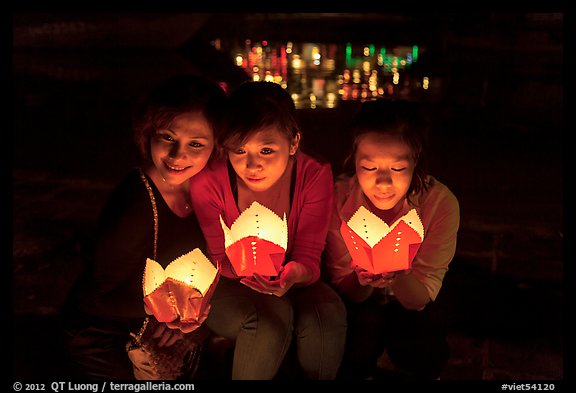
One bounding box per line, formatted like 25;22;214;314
206;277;347;380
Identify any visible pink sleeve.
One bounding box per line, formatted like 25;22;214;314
189;160;231;273
288;159;334;285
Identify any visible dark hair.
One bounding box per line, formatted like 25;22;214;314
220;81;300;152
132;74;227;160
345;99;430;203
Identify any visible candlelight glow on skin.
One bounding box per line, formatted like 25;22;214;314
188;81;347;379
151;111;215;188
355;132;415;213
228;126;299;193
323;98;460;379
62;74;227;379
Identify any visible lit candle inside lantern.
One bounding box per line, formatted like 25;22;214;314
340;207;424;274
143;248;220;324
220;201;288;277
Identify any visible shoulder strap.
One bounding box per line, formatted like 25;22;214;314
138;168;158;260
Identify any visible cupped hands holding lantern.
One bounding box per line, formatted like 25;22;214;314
61;74;227;380
220;200;313;297
188;81;348;379
141;304;194;346
142;302;207;347
323;99;461;380
240;261;314;297
142;248;220;340
354;266;400;289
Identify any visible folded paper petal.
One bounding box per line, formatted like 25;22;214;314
220;201;288;277
225;236;285;276
340;207;424;274
142;248;220;324
144;279;202;323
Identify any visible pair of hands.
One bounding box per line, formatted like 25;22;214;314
143;304;207;347
239;261;308;297
355;266;400;288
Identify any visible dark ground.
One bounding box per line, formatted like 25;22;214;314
12;13;565;384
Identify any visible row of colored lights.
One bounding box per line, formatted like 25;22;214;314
229;40;430;108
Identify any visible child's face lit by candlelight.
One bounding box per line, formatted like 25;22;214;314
228;126;299;192
355;131;415;211
150;112;215;187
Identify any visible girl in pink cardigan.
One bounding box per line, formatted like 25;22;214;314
189;81;346;379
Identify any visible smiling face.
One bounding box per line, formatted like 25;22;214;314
227;126;299;192
355;131;415;211
150;111;215;187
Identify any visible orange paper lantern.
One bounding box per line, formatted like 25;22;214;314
340;207;424;274
143;248;220;325
220;201;288;277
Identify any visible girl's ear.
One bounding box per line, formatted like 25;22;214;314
289;132;301;156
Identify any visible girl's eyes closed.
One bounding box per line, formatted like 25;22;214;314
360;164;408;172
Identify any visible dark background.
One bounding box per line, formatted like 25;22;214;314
13;13;564;381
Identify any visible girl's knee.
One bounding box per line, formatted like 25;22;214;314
249;295;294;334
296;294;347;334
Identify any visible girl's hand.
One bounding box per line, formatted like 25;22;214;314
166;304;209;333
354;267;398;288
144;304;207;334
151;322;184;347
240;261;309;297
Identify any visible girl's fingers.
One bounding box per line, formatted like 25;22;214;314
163;330;184;347
152;323;166;339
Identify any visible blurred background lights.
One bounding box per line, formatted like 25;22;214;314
224;38;427;108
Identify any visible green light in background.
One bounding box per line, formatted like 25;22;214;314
346;43;352;67
369;44;375;57
412;45;419;62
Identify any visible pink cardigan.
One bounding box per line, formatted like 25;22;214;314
189;150;334;284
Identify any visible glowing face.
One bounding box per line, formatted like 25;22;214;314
150;112;214;187
355;132;415;211
228;126;299;192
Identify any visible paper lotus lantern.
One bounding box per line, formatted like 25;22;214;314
143;248;220;325
340;207;424;274
220;201;288;277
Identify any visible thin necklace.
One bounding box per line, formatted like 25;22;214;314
162;176;191;211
